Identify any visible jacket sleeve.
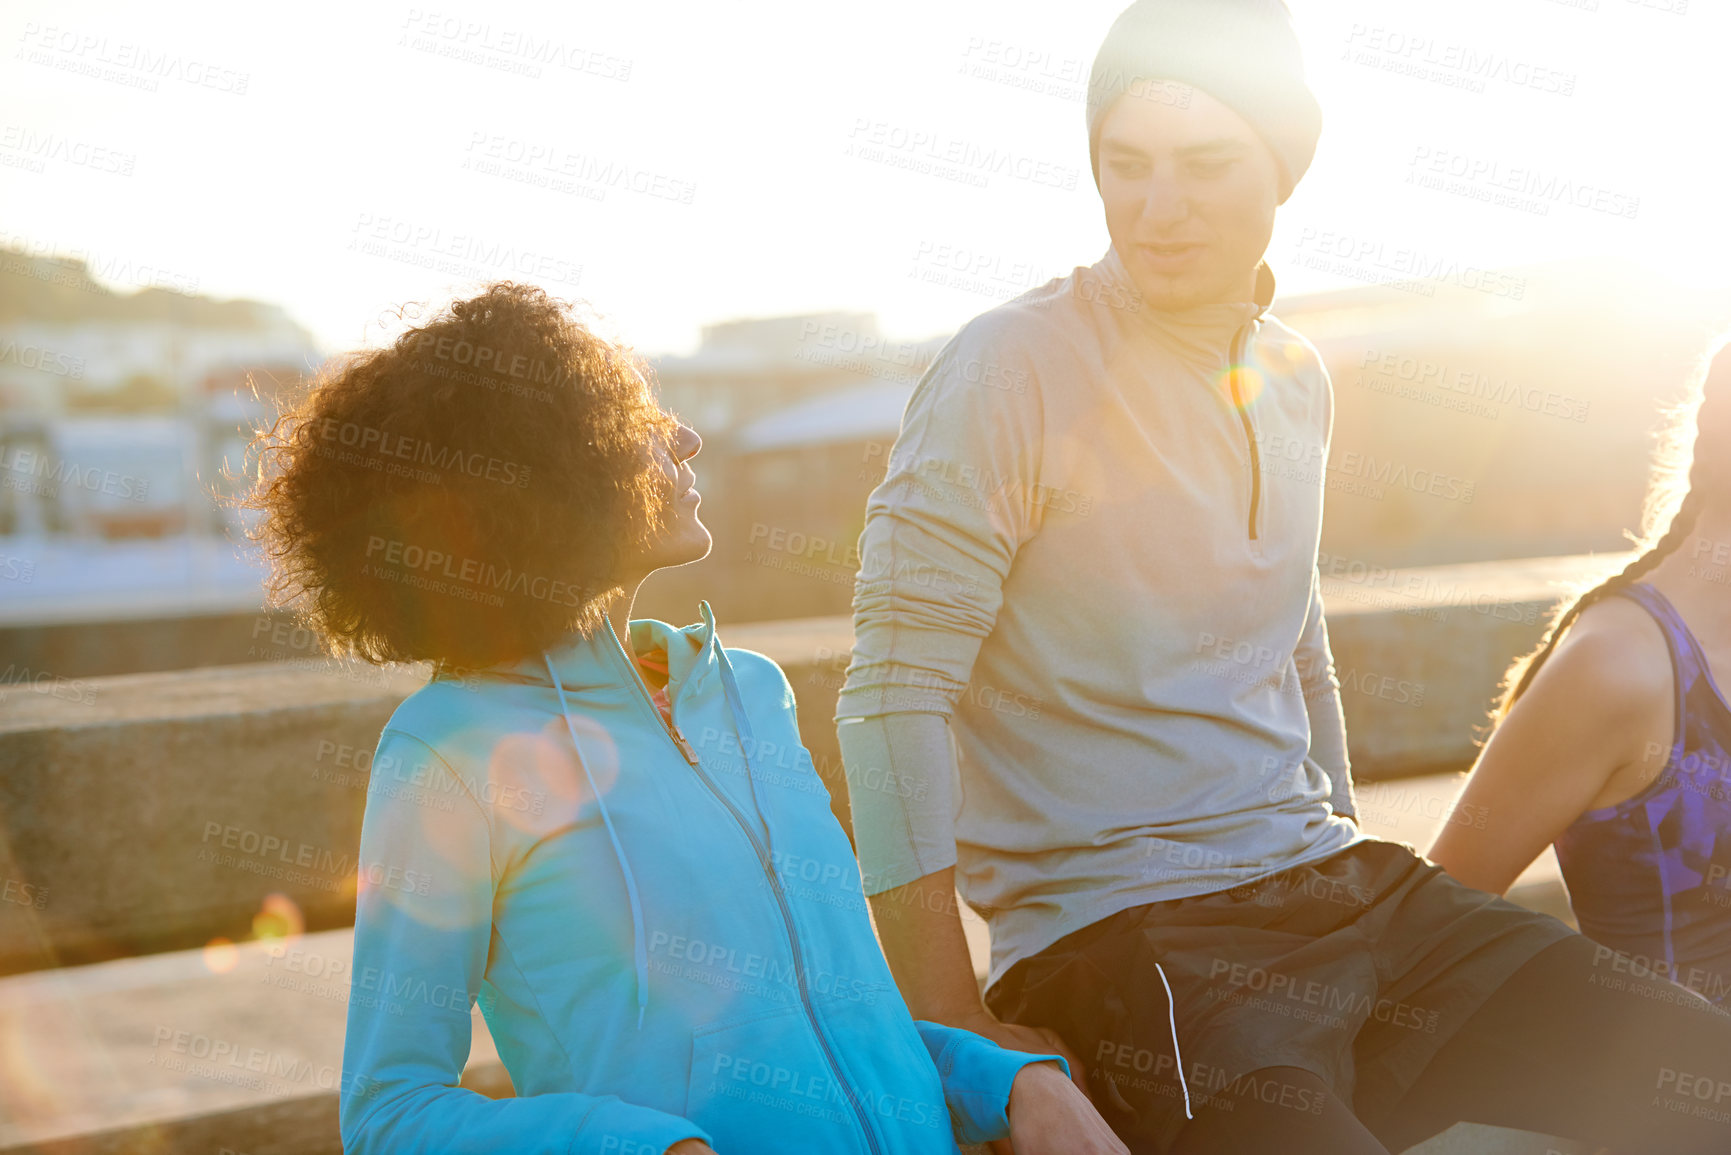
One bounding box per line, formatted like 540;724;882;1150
835;318;1047;895
339;731;711;1155
915;1021;1070;1145
1295;569;1357;820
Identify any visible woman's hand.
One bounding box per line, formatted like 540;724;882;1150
1003;1061;1129;1154
954;1011;1091;1100
666;1141;718;1154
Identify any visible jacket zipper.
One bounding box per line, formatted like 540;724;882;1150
606;634;884;1155
1227;321;1261;541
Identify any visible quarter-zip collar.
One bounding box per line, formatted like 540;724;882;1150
1094;245;1276;369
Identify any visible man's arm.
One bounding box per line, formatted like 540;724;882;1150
836;323;1080;1074
838;713;1081;1067
1296;567;1357;820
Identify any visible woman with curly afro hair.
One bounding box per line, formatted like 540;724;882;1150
249;283;1120;1155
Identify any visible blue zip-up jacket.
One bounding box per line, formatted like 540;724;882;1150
339;603;1063;1154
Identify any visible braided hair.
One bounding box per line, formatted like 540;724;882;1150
1494;340;1730;723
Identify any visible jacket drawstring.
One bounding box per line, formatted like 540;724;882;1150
544;653;651;1030
711;641;776;853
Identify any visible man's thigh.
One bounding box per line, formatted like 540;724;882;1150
985;894;1373;1151
986;840;1578;1145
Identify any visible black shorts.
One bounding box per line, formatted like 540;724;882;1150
983;838;1577;1152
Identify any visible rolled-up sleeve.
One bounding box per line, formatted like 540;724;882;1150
836;321;1047;893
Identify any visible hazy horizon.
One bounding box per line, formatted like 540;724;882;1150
3;0;1724;358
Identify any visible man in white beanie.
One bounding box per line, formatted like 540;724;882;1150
837;2;1731;1151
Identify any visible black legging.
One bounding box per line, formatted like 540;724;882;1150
1169;934;1731;1155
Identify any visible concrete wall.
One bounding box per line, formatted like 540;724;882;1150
0;555;1605;974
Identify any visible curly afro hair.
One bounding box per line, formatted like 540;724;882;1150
246;282;680;671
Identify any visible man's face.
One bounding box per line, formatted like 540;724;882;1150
1095;82;1283;311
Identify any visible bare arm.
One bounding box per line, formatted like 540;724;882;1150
870;864;1086;1091
1429;600;1671;895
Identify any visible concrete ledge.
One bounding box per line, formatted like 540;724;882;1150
0;661;422;974
0;556;1611;976
1318;552;1621;778
0;928;509;1155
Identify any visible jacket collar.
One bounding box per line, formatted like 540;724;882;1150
491;600;720;701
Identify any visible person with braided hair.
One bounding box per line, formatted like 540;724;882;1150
1432;341;1731;1007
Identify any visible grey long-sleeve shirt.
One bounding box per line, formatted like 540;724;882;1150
836;248;1363;988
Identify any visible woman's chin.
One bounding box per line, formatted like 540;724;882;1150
657;525;713;570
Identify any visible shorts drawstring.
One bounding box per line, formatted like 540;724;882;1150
1155;962;1192;1120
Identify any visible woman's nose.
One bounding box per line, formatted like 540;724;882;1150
675;423;702;463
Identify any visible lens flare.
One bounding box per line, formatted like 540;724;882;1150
1217;364;1266;409
252;893;305;941
202;937;239;974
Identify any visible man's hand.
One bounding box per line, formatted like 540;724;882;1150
1003;1061;1129;1154
666;1141;717;1154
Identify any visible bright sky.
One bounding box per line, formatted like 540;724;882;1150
2;0;1724;357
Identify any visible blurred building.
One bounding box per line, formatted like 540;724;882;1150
640;258;1731;625
0;248;322;539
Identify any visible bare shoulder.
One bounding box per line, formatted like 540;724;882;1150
1527;593;1673;740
